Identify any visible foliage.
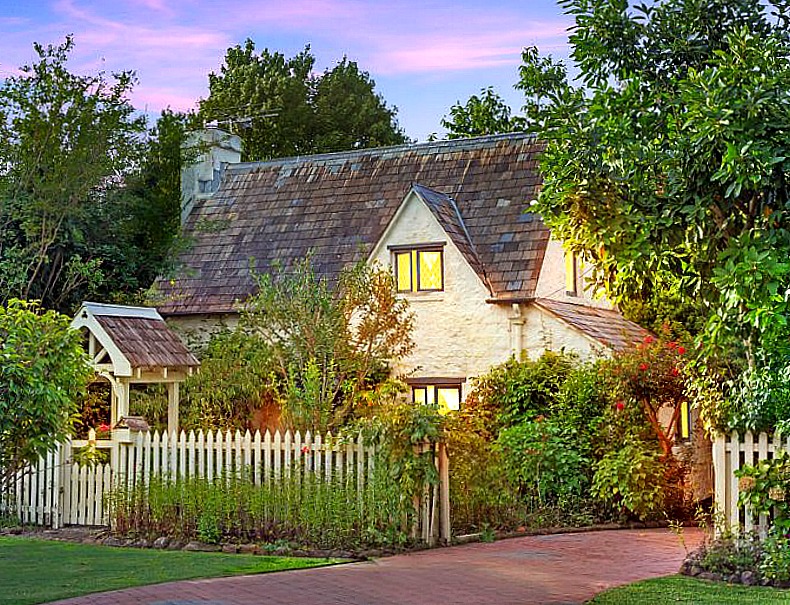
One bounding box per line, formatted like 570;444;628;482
244;257;413;432
599;334;689;456
180;330;278;432
760;529;790;583
737;450;790;532
447;353;617;530
0;299;90;491
442;409;523;533
466;351;576;427
497;418;588;505
0;39;188;312
107;466;411;550
441;87;525;139
199;40;407;161
519;0;790;381
355;394;443;506
0;536;332;605
591;440;666;520
729;362;790;434
0;37;148;312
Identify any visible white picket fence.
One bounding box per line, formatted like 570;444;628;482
713;430;790;535
2;429;375;529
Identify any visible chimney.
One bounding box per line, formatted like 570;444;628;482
180;128;242;224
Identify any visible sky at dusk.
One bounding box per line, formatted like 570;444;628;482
0;0;573;142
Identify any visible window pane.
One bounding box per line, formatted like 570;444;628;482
418;250;442;290
437;387;460;413
680;400;690;439
413;387;426;405
396;252;412;291
565;251;577;295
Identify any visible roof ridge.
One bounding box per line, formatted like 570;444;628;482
228;132;536;172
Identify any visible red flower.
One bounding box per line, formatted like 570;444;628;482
667;341;677;350
98;423;110;432
301;445;310;454
677;346;686;355
644;335;655;344
639;363;648;371
615;401;625;411
671;367;680;377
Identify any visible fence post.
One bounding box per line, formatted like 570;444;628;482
438;442;451;545
712;432;726;535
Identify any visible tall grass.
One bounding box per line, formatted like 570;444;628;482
107;463;413;550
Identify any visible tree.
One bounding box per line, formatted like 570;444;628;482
198;40;407;161
519;0;790;378
0;299;91;492
0;37;147;312
244;257;414;431
441;87;525;139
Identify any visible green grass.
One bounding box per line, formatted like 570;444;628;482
588;575;790;604
0;537;340;605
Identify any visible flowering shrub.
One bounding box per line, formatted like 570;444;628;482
600;333;689;457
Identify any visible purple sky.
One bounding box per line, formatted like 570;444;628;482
0;0;572;141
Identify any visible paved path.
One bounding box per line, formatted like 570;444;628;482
49;528;702;605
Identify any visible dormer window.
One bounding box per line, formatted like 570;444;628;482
391;245;444;292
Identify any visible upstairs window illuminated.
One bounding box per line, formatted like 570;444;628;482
394;247;444;292
412;382;462;414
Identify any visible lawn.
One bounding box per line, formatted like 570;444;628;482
588;575;790;604
0;536;340;605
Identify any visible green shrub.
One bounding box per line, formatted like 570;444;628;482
498;418;587;504
443;411;523;533
466;351;576;426
760;529;790;583
592;439;665;520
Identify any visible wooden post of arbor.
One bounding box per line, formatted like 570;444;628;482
167;382;180;436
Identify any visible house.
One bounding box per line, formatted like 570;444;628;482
155;130;650;411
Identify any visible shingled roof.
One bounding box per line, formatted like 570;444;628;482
534;298;652;351
72;302;199;376
155;134;548;316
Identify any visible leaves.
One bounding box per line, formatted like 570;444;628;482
0;299;91;491
522;0;790;385
199;41;407;161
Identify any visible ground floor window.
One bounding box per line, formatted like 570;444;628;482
409;379;463;414
678;400;692;440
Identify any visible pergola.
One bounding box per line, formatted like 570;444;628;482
71;302;200;437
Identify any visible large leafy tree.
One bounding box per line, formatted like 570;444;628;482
0;39;188;312
198;40;407;161
0;299;91;492
520;0;790;377
441;87;525;139
0;37;147;311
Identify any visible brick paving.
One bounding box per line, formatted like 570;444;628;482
47;528;702;605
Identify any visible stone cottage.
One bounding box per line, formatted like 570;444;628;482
154;130;650;412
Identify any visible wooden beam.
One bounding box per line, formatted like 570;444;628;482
167;382;179;436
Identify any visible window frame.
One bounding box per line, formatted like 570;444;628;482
408;377;464;413
390;244;445;293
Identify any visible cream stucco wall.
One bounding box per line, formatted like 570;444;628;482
369;192;517;396
535;238;611;309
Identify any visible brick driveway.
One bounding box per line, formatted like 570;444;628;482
48;528;701;605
